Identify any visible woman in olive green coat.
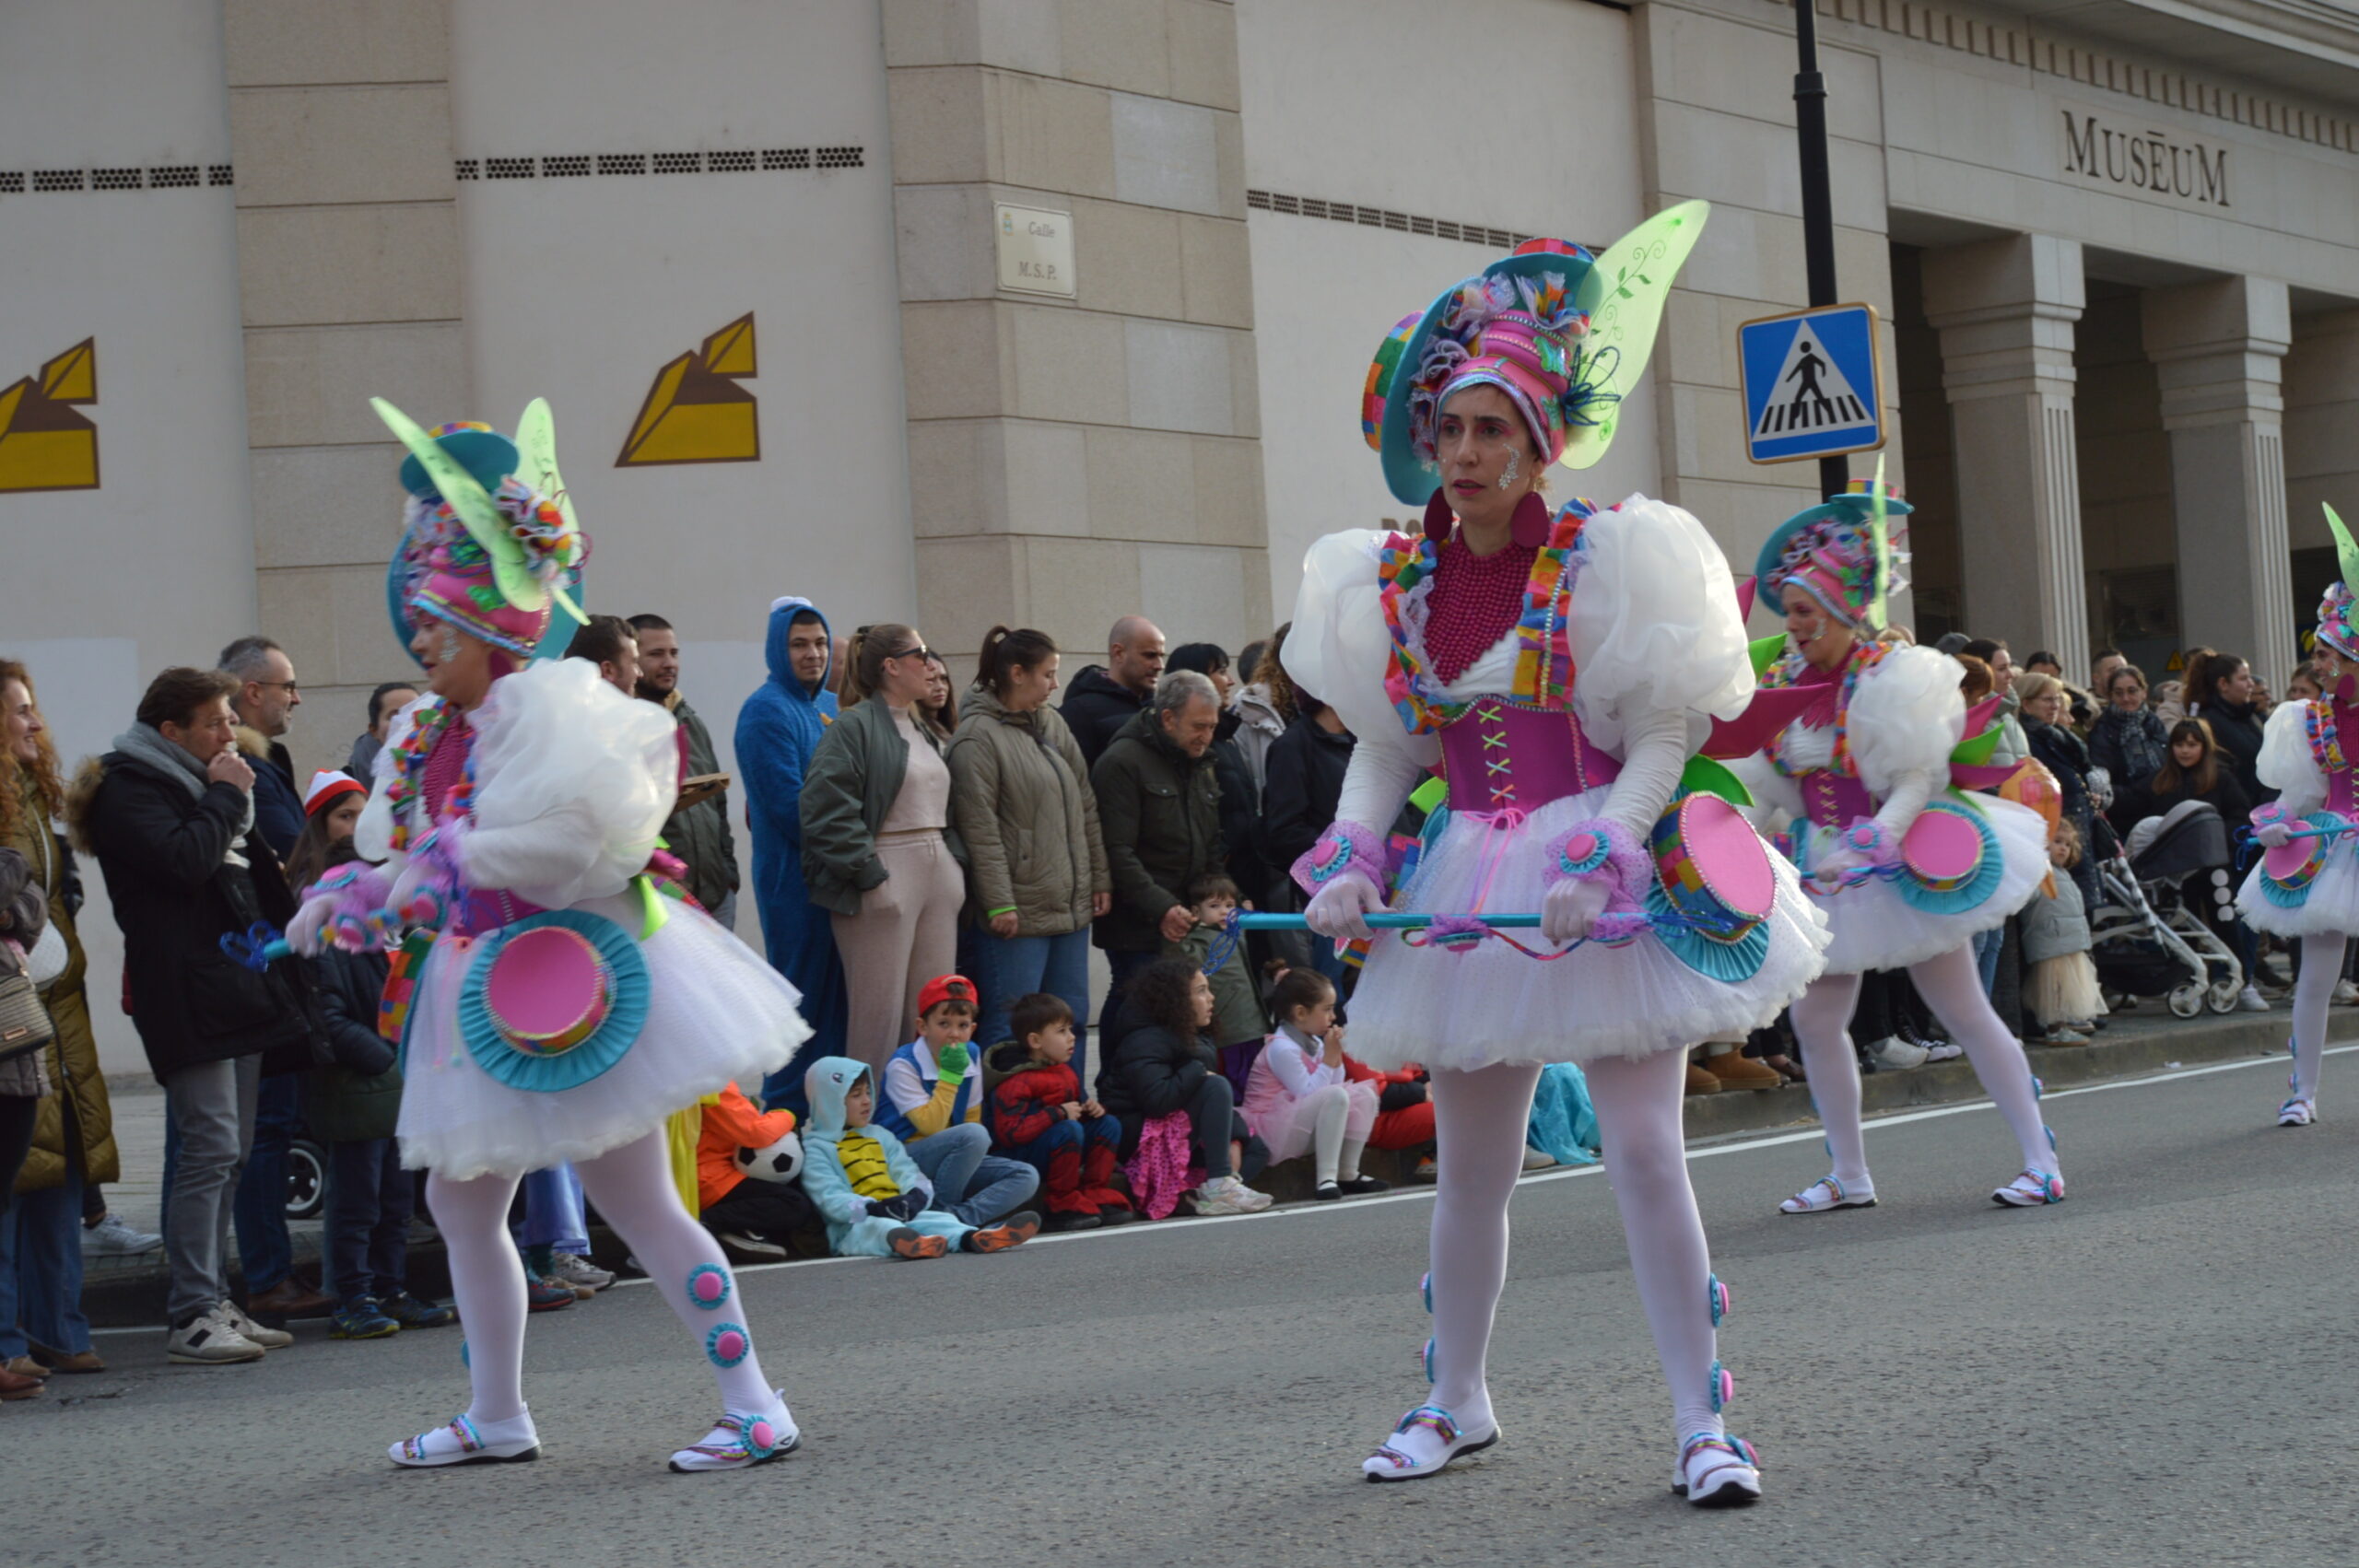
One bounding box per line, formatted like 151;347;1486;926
945;627;1110;1067
4;661;120;1375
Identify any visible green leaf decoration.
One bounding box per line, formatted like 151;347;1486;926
2327;503;2359;593
1750;633;1788;679
1951;725;2001;766
1679;754;1755;808
1560;200;1708;470
371;397;546;613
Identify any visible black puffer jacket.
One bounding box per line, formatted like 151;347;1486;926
1060;665;1145;772
71;752;317;1081
1258;712;1356;875
306;945;401;1144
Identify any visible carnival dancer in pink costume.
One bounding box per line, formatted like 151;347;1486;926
1286;205;1828;1504
287;402;811;1472
2237;504;2359;1129
1737;490;2060;1213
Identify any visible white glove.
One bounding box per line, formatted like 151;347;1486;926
1809;844;1871;888
1304;870;1385;942
2255;820;2294;849
1542;876;1612;946
284;894;339;956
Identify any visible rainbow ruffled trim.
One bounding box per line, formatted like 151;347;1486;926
1376;502;1592;736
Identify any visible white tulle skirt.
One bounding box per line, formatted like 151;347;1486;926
1344;787;1831;1072
2236;843;2359;939
1789;793;2050;975
396;893;810;1180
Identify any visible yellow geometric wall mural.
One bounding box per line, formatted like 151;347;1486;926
616;313;758;466
0;338;100;493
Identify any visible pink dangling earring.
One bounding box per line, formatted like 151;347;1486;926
1508;490;1552;548
1423;488;1455;544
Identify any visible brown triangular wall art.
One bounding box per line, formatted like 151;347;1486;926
616;314;759;467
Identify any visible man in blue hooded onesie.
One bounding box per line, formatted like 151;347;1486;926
736;596;850;1109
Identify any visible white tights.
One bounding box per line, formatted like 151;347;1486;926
2290;933;2347;1099
427;1130;785;1428
1426;1050;1725;1446
1789;942;2059;1191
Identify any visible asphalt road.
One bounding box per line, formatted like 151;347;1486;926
15;1047;2359;1568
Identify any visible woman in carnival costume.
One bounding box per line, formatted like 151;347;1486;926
2238;504;2359;1129
1285;203;1828;1504
288;401;812;1472
1739;486;2062;1211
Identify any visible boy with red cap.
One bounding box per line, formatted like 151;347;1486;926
877;974;1040;1227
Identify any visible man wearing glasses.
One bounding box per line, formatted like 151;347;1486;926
217;636;306;861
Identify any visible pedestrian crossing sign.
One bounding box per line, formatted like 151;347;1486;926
1738;302;1885;464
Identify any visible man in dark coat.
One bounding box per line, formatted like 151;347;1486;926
1061;614;1166;770
70;667;317;1363
1089;671;1224;1034
629;613;741;925
217;636;304;860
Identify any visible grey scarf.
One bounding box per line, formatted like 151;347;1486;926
111;722;255;870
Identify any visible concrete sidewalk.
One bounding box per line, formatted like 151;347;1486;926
76;1000;2325;1327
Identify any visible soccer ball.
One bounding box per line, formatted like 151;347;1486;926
734;1131;804;1184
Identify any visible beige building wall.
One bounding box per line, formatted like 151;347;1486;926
886;0;1271;672
1634;0;1909;627
225;0;469;783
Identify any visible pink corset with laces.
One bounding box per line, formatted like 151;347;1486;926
1436;698;1620;812
1793;768;1875;829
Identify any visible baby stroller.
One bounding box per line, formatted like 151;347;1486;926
2088;800;2245;1018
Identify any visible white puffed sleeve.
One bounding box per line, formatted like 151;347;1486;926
2256;701;2327;818
1283;529;1438;833
460;659;679;909
1567;495;1753;755
351;695;426;867
1725;750;1802;833
1845;644;1966;801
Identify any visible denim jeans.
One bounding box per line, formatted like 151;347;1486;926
0;1120;91;1356
161;1053;261;1326
973;927;1092;1079
907;1122;1039;1227
1971;925;2003;997
326;1138;414;1303
516;1164;590;1257
230;1072;303;1293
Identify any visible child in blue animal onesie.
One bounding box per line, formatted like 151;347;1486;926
799;1057;1039;1259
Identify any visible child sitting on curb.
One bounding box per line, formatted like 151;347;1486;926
800;1057;1039;1259
985;994;1133;1232
1241;968;1388;1200
878;975;1040;1227
695;1083;819;1258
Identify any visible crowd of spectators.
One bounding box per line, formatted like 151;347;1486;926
2;601;2329;1388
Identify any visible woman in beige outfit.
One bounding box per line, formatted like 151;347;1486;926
799;625;968;1072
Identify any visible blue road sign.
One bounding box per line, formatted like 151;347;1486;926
1738;303;1885;464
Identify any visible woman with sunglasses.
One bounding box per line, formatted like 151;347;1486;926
801;625;969;1074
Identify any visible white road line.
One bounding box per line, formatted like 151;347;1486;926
92;1040;2350;1333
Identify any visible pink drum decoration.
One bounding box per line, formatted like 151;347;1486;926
1650;793;1777;943
1901;805;1984;893
480;924;611;1057
2265;820;2331;891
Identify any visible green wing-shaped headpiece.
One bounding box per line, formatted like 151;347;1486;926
1560;200;1708;470
512;397;588;627
371;397;548;614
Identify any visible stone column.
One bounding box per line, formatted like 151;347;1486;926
882;0;1270;666
223;0;470;778
2142;276;2296;689
1920;234;2090;674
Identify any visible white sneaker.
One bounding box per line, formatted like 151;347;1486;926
1520;1146;1557;1171
2335;980;2359;1006
2238;986;2271;1012
1779;1175;1877;1214
1362;1404;1500;1481
1866;1036;1930;1070
2278;1094;2318;1127
81;1211;162;1256
167;1308;266;1364
1191;1176;1268;1216
551;1253;616;1293
216;1299;294;1350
